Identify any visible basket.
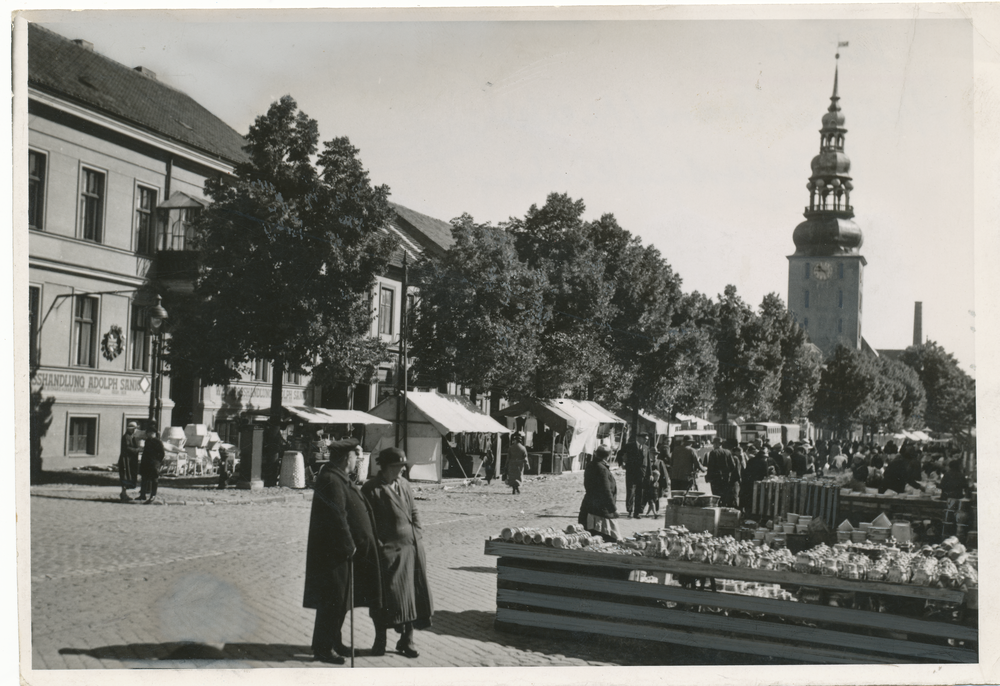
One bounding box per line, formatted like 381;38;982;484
682;491;706;506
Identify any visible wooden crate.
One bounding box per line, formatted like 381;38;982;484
485;540;976;664
663;506;720;534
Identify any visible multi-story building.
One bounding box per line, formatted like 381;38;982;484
26;24;455;470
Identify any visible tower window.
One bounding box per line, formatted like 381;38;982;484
804;290;810;308
838;290;844;308
838;263;844;279
803;318;809;329
838;319;843;333
804;263;810;280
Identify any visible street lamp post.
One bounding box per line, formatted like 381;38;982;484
146;295;169;429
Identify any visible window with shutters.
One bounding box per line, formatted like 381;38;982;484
80;168;105;242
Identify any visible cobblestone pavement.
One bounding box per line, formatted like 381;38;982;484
28;469;768;671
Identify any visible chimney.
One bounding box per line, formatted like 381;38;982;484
73;39;94;51
913;302;923;347
134;66;157;80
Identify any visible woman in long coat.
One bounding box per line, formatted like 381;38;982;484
506;433;527;495
577;446;621;541
361;447;433;659
303;439;382;663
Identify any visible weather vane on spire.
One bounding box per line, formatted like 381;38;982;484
836;40;849;60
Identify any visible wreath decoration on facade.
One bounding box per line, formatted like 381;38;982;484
101;324;125;361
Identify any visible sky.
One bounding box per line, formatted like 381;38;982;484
31;9;977;374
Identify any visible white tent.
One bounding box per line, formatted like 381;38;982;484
364;391;510;482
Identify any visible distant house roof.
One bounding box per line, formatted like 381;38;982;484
384;202;455;268
28;23;248;167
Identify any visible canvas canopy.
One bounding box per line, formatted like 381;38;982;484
363;391;509;482
494;398;626;469
246;405;390;425
635;411;677;441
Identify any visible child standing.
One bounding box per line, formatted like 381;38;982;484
644;468;661;517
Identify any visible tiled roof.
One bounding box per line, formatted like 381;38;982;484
28;23;248;166
384;203;456;269
390;202;455;256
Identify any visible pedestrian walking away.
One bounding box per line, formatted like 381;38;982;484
117;421;141;502
482;441;496;485
303;439;382;665
506;433;527;495
137;426;165;502
669;435;702;493
706;436;740;508
623;434;652;518
362;447;433;659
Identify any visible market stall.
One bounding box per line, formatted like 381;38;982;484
494;399;625;474
635;411;678;450
484;524;977;664
364;391;510;483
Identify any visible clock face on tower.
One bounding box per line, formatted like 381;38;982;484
812;262;833;280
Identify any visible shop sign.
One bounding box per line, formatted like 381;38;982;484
31;370;150;399
209;382;306;404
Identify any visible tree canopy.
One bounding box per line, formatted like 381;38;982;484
899;341;976;439
163;96;397;417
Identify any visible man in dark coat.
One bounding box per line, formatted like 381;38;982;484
669;435;702;493
138;426;165;502
739;447;777;513
362;447;433;659
623;435;651;519
118;421;141;502
879;444;925;495
303;439;382;665
705;437;740;508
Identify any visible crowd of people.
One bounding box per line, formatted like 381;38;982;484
573;429;974;543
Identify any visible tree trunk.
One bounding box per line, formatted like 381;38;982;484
489;389;502;417
270;358;284;424
632;399;640;439
587;382;594;402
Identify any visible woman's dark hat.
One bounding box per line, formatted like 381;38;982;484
328;438;359;460
376;447;407;466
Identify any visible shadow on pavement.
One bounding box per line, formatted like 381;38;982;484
59;642;315;663
425;610;783;666
34;471;219;490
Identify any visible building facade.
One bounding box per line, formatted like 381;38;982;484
786;61;867;359
27;24;457;469
26;24;304;470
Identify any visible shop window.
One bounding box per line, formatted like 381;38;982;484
29;286;40;368
130;304;150;371
135;186;158;255
80;168;105;243
379;286;394;335
284;370;301;385
68;416;98;455
73;296;98;367
29;150;46;230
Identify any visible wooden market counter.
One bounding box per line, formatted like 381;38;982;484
484;539;977;664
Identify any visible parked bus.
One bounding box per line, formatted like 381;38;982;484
741;422;783;446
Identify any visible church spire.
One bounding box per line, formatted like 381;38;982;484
791;55;863;256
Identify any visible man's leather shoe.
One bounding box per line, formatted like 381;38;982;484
333;642;353;657
396;643;419;659
314;652;345;665
370;639;386;656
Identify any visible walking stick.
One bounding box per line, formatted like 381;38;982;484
348;553;355;668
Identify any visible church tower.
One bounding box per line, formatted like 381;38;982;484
787;57;866;358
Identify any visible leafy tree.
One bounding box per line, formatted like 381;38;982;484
163;96;397;419
810;345;880;436
877;356;927;431
410;214;549;401
712;286;783;421
899;341;976;439
504;193;614;396
757;293;823;423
